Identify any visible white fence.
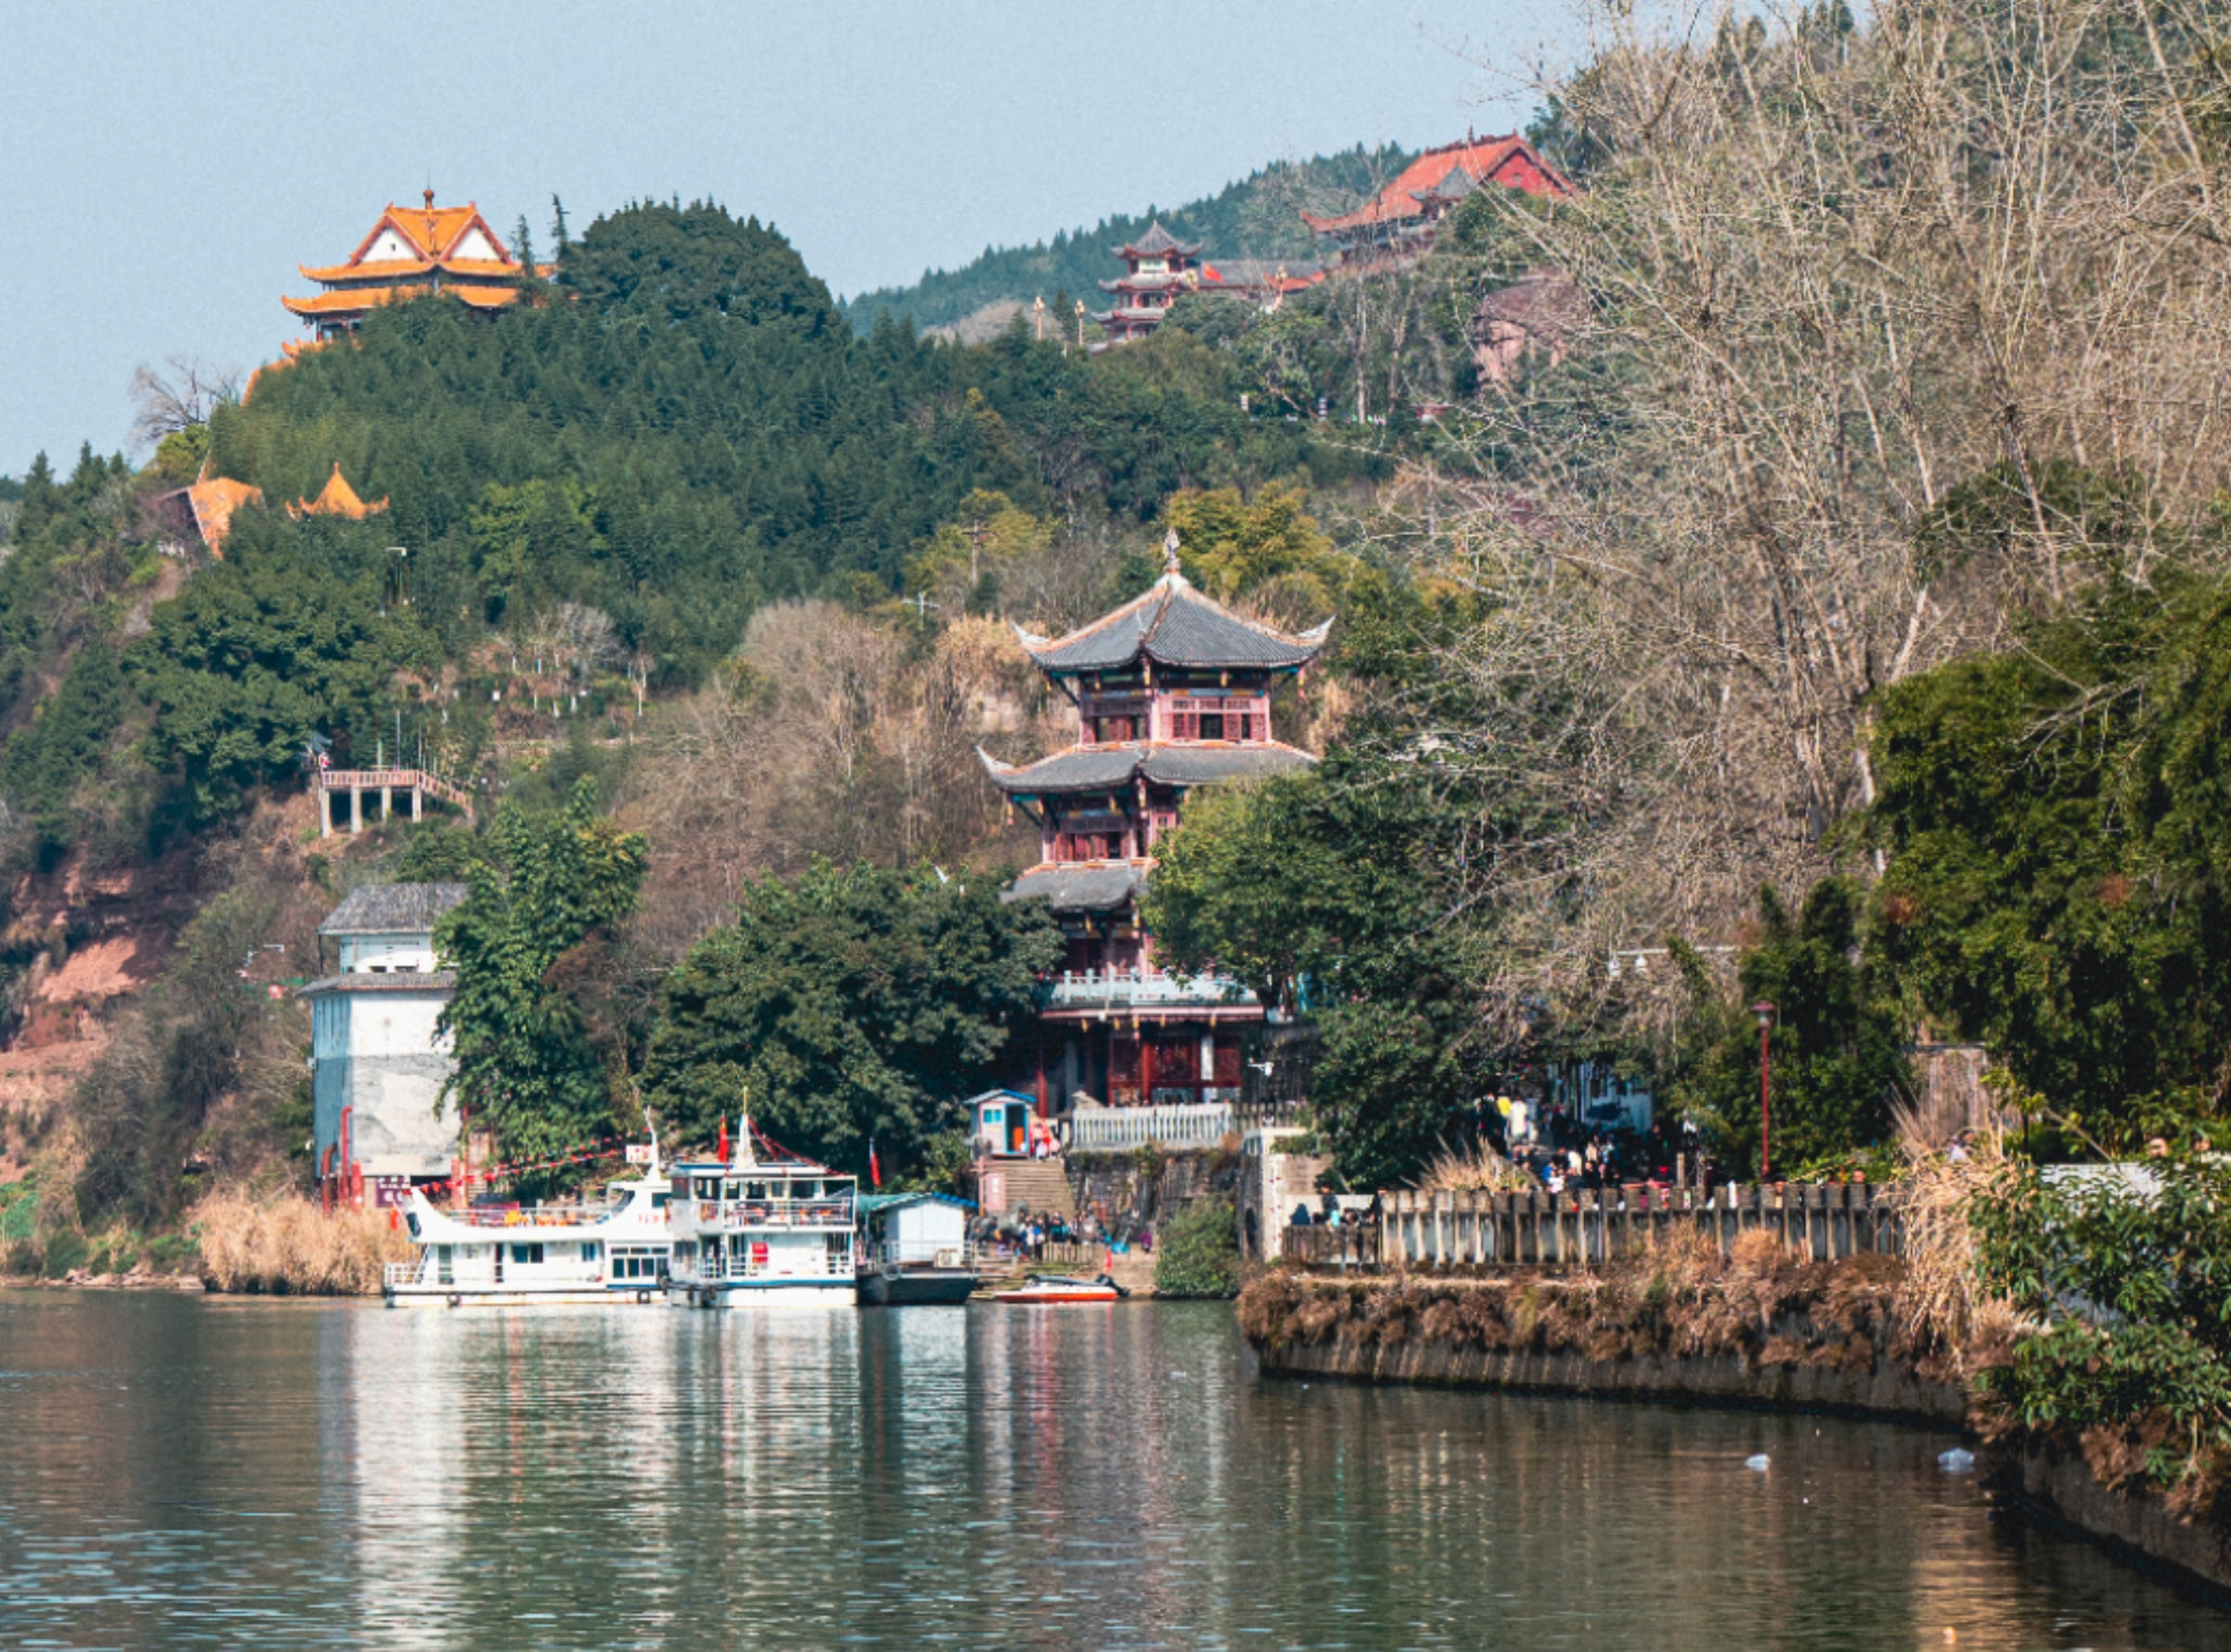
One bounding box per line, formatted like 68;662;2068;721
1042;969;1257;1009
1066;1103;1235;1153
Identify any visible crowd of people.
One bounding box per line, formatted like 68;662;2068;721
969;1206;1146;1262
1488;1101;1719;1195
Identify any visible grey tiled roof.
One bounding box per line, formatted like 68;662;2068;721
318;882;472;937
1117;220;1200;258
297;970;459;996
1001;863;1146;911
1012;573;1329;674
1419;163;1477;201
980;746;1144;794
980;741;1315;796
1139;744;1315;786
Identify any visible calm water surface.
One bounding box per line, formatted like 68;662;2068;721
1;1289;2227;1651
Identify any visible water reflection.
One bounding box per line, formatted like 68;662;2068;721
0;1289;2227;1650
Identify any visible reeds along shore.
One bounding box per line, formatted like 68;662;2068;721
192;1193;412;1295
1242;1228;1994;1381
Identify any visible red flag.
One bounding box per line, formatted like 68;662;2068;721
868;1139;881;1190
717;1116;730;1161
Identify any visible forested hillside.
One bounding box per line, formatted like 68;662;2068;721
12;0;2231;1273
842;145;1409;334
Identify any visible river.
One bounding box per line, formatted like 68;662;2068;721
1;1289;2225;1651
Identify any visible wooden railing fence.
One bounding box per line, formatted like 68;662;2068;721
1292;1182;1899;1274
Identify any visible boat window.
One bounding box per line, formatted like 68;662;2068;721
652;1191;669;1209
579;1241;600;1262
510;1243;544;1265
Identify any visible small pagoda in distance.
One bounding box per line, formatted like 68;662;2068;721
983;533;1331;1116
283;191;541;341
1092;221;1324;347
1092;222;1203;344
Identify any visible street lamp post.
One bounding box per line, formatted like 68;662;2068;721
1751;1002;1777;1182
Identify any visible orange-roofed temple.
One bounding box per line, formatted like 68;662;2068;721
1304;135;1573;267
283;191;540;339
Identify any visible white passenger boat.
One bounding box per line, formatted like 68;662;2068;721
383;1143;675;1308
666;1118;857;1308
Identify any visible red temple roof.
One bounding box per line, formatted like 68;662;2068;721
1304;136;1573;235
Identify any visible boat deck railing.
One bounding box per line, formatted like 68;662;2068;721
429;1202;629;1229
680;1199;855;1228
869;1241;986;1274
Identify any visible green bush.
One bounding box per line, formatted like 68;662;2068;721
1154;1196;1240;1299
1970;1152;2231;1511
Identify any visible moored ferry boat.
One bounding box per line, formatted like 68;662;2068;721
384;1145;674;1308
855;1191;980;1305
666;1119;857;1308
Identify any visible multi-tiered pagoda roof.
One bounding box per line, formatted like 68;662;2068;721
988;539;1338;1112
283;192;545;338
1010;567;1331;677
983;563;1326;802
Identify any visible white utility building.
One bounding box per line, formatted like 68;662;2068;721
302;882;469;1201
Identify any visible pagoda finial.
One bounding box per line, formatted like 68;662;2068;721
424;188;435;211
1163;527;1182;578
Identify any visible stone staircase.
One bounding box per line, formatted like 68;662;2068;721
985;1159;1076;1218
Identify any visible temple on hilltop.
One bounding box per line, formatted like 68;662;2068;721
283;190;544;340
1092;221;1323;348
981;533;1330;1129
287;462;387;520
1304;134;1573;267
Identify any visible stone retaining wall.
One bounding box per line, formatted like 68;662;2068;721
1986;1443;2231;1600
1256;1328;1969;1422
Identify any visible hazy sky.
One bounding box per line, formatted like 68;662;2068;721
0;0;1562;473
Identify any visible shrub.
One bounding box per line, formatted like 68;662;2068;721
1154;1196;1240;1299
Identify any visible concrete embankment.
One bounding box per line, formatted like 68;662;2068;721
1239;1263;1966;1424
1240;1264;2231;1602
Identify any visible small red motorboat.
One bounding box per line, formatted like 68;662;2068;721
994;1272;1127;1304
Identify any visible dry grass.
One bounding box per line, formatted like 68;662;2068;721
1887;1132;2026;1376
1239;1230;1910;1374
191;1192;411;1296
1411;1138;1533;1194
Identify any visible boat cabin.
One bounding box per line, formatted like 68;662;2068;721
385;1158;674;1308
665;1123;858;1307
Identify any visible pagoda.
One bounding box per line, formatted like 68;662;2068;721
1304;134;1573;267
1092;220;1324;348
283;191;539;340
982;533;1331;1116
1092;222;1203;345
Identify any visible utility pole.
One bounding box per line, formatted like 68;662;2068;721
962;520;991;595
1752;1002;1776;1181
